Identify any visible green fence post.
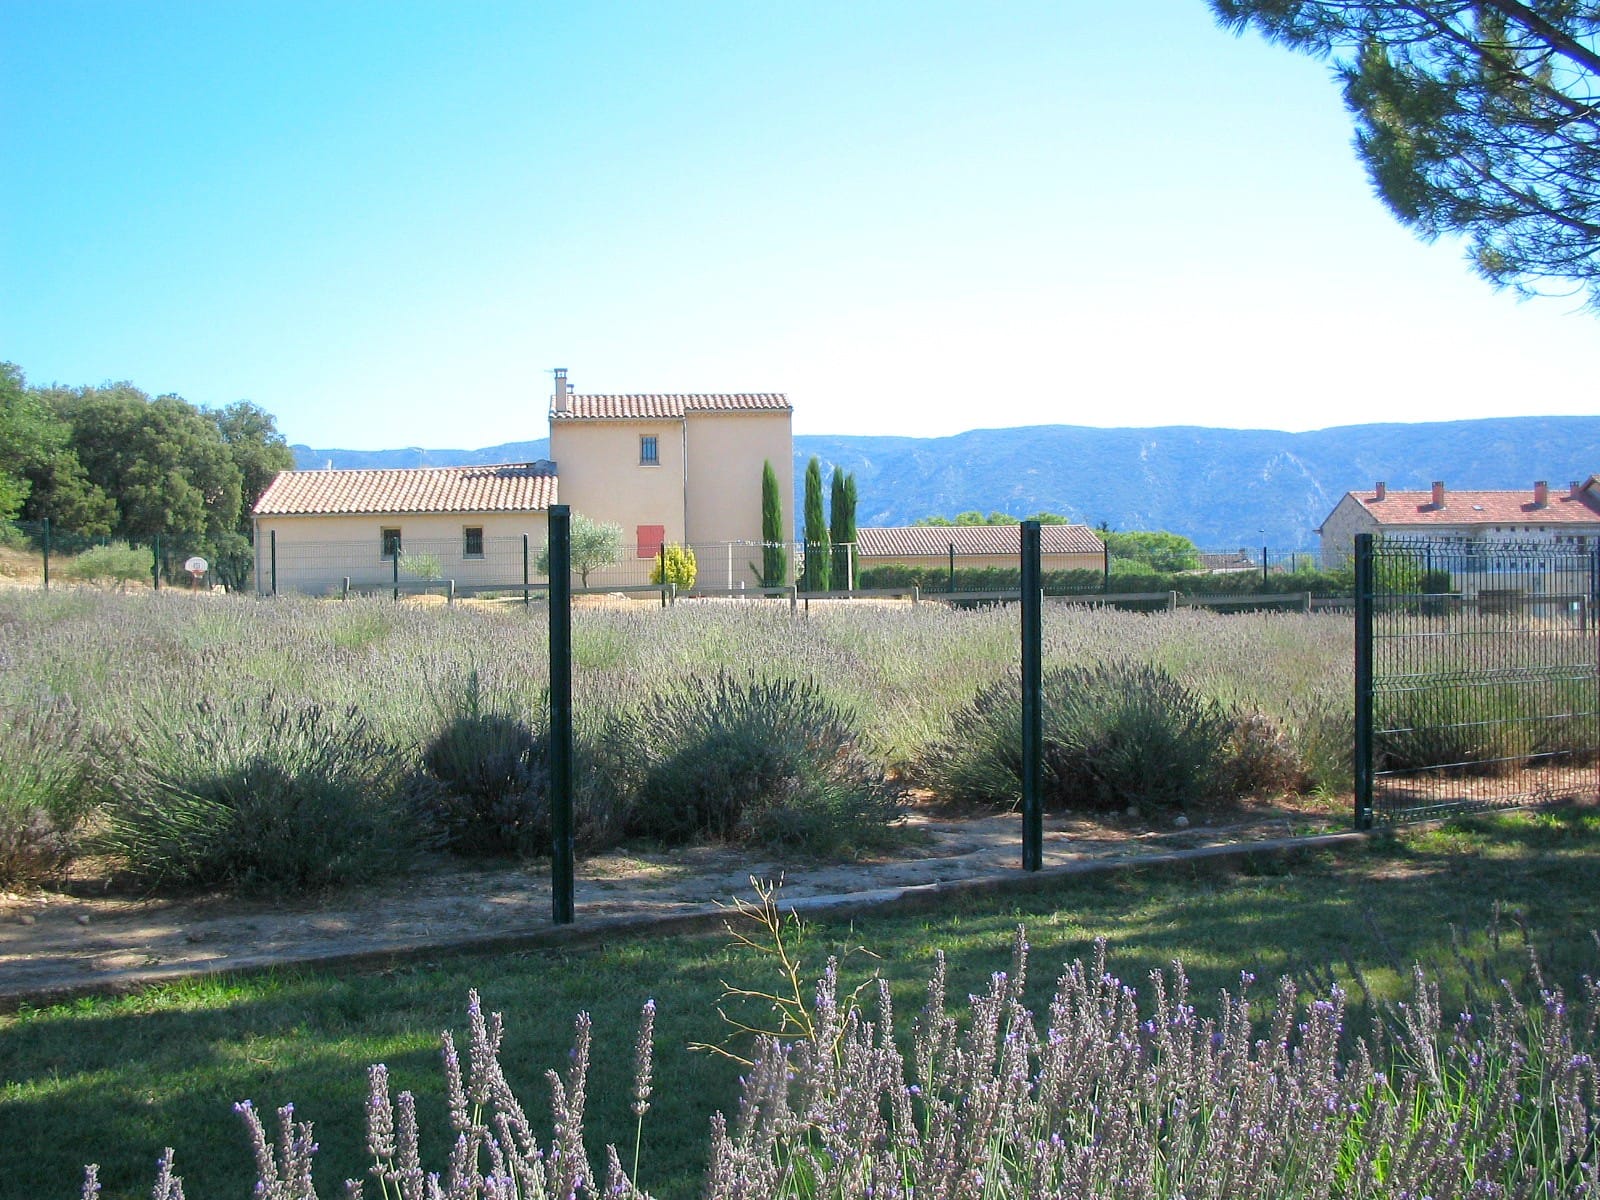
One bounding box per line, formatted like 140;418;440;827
270;530;278;596
1353;533;1375;830
1020;520;1043;872
548;505;574;924
1591;544;1599;634
392;543;399;602
948;543;956;594
522;533;530;609
41;518;49;592
151;534;160;591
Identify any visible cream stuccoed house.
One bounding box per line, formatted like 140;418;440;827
252;369;795;595
547;369;794;590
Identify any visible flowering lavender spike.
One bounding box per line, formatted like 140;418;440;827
631;999;657;1119
366;1063;397;1162
150;1147;183;1200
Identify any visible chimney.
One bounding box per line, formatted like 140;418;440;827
1534;480;1549;507
552;367;571;414
1374;481;1386;501
1572;481;1583;499
1431;481;1445;508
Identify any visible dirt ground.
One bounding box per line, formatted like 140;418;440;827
0;796;1348;1009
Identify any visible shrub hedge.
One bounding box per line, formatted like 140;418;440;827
857;563;1354;600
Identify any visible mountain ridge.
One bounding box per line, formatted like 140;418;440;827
291;415;1600;550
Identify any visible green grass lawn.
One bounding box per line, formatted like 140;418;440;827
5;807;1600;1200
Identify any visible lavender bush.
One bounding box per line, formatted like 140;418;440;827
925;662;1233;813
84;924;1600;1199
0;693;97;885
99;692;414;892
624;672;907;855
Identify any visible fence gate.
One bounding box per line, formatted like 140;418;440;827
1354;533;1600;826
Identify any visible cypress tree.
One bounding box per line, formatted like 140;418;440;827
803;456;830;592
843;471;858;586
760;460;786;587
829;466;857;590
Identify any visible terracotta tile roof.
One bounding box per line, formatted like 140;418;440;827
254;463;558;516
551;393;791;420
1357;485;1600;527
857;524;1104;558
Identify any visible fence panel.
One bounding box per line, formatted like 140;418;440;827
1356;533;1599;825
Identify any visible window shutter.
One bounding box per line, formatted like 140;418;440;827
637;525;666;559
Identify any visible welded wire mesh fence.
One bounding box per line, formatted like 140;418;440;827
252;534;821;598
0;519;232;591
1356;534;1599;825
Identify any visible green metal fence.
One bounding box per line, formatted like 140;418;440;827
1;520;236;592
1355;533;1600;827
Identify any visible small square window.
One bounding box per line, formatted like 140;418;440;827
464;527;484;558
640;435;659;465
381;527;402;559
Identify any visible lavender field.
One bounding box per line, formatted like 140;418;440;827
0;590;1355;890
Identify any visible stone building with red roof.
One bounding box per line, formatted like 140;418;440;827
1317;478;1600;567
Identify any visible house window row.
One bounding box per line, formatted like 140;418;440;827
380;526;487;559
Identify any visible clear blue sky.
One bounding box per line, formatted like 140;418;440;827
3;0;1595;451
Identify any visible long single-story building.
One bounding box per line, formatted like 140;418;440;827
253;463;557;595
855;523;1105;576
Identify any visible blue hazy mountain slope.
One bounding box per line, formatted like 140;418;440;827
289;441;553;471
292;416;1600;549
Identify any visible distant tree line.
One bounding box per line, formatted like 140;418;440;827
0;362;294;588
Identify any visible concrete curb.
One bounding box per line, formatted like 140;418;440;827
0;828;1373;1014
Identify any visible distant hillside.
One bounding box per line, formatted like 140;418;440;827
290;440;551;471
293;415;1600;550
